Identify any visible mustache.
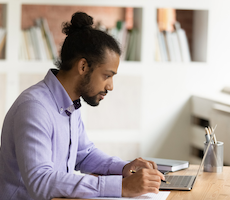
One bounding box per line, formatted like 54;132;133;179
99;90;108;95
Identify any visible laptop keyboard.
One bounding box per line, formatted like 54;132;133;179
161;176;193;187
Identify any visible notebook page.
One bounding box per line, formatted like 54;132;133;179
92;191;170;200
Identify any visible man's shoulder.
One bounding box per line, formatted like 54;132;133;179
17;80;53;107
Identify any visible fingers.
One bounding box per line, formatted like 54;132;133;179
154;169;165;180
122;157;159;178
137;168;165;181
148;161;158;170
122;168;163;197
133;157;158;170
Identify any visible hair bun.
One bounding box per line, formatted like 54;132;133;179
62;12;93;36
71;12;93;28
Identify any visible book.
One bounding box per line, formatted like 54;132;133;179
156;24;168;62
40;18;58;60
117;21;129;61
19;30;29;60
25;29;36;60
155;34;162;62
30;27;41;60
108;21;131;61
144;157;189;172
171;31;182;62
0;28;6;58
165;31;176;62
34;26;48;60
174;22;191;62
35;18;52;60
125;28;138;61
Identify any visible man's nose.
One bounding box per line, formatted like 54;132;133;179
106;78;113;91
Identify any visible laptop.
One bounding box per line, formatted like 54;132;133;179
160;127;216;191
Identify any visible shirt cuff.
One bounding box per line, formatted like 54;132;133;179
109;159;129;175
100;175;122;197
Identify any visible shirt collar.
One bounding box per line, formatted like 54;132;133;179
65;99;81;116
44;69;80;115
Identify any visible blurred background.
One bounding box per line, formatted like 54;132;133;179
1;0;230;165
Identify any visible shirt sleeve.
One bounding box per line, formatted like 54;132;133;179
74;111;129;176
13;100;125;200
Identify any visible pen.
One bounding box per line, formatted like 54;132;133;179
205;126;217;144
204;127;210;143
211;127;217;144
130;170;136;173
130;170;170;184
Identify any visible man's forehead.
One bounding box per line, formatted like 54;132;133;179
96;65;117;74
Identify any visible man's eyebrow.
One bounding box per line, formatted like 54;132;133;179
106;70;117;75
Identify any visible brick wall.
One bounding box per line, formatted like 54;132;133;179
21;5;125;52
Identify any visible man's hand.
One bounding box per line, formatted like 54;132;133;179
122;157;158;178
122;168;164;197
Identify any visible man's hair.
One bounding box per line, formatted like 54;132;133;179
55;12;121;71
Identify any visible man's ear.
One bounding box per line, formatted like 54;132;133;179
78;58;89;75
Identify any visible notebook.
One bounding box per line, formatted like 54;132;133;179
144;157;189;172
160;128;216;191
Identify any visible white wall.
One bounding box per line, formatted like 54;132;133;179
1;0;230;163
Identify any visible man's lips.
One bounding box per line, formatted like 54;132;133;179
99;92;107;100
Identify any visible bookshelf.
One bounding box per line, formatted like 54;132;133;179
19;5;142;62
0;3;6;59
1;0;227;162
155;9;208;62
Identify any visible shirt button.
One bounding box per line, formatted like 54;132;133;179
60;108;63;113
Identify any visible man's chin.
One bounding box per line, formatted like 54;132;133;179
88;102;99;107
82;97;100;107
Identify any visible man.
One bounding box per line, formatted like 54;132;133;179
0;12;164;200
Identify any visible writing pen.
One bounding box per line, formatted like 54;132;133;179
130;170;170;184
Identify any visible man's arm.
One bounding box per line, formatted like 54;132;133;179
13;101;123;200
74;110;128;176
75;126;164;198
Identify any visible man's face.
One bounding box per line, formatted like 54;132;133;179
78;50;120;106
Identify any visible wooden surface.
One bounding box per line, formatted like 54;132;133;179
53;165;230;200
167;165;230;200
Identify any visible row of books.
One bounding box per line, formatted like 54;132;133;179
155;21;191;62
20;18;139;61
0;27;6;59
110;21;139;61
19;18;58;61
100;21;139;61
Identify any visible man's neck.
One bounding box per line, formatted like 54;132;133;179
56;69;81;101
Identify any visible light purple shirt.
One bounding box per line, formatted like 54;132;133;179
0;69;128;200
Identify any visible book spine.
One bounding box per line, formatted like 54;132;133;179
41;18;58;60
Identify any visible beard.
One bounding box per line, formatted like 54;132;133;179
82;92;100;107
78;70;107;107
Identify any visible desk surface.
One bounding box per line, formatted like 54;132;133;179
166;164;230;199
53;165;230;200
